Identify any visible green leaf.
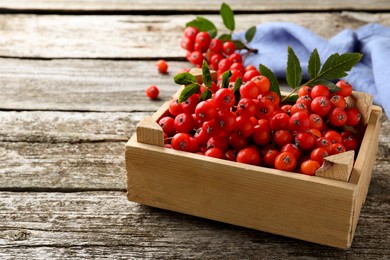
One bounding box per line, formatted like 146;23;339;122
259;64;281;98
202;60;212;88
308;48;321;79
220;3;235;31
218;33;232;41
174;72;198;85
232;40;246;50
318;53;363;80
309;79;341;93
284;94;299;104
178;83;200;103
199;88;213;101
286;46;302;89
221;70;232;89
186;17;217;38
233;77;242;94
245;26;256;43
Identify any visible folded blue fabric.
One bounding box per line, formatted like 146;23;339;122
234;22;390;118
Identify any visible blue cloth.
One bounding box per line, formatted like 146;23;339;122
234;22;390;118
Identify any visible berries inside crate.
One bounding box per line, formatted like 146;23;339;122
125;76;382;249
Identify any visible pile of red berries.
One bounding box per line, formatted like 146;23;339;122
158;72;363;176
181;26;256;83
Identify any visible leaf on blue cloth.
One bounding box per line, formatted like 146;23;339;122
308;48;321;79
186;17;217;38
286;46;302;89
245;26;256;43
259;64;281;98
178;83;200;103
220;3;235;32
318;53;363;80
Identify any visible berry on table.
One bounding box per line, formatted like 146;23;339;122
146;85;159;99
156;60;168;74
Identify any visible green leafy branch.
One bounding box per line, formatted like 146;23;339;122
186;3;257;53
257;46;363;103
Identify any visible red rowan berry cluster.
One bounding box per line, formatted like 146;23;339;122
158;67;363;175
181;26;252;83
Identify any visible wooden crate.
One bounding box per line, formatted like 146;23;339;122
125;90;382;249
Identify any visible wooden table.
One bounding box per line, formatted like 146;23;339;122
0;1;389;258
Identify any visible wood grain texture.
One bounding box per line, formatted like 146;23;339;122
0;111;147;143
0;12;389;59
1;0;389;12
0;191;388;258
0;142;127;191
0;59;185;111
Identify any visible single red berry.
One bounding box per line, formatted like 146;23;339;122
298;86;312;97
171;133;192;151
217;58;233;73
240;81;259;99
309;113;324;130
169;98;183;116
237;147;261;166
215;109;236;132
335;80;353;97
311;85;330;99
300;160;321;176
158;116;176;137
310;147;329;165
205;147;225;159
189;51;203;65
296;95;312;108
195;101;217;122
311;96;331;117
228;132;248;150
317;137;333;153
330;95;347;109
245;65;257;71
146;85;159;100
289;111;310;132
210;53;224;69
174;113;194;133
225;149;238;161
342;135;358;151
274;152;297;172
222;41;235;55
195;32;211;50
209;38;223;52
331;143;346;155
242;69;261;82
324;130;342;144
156;60;168;74
256;99;275;119
345;107;361;126
181;94;199;114
184;26;199;41
258;91;280;108
202;119;220;137
252;122;271;146
213;88;236;110
295;132;316;151
205;136;228;153
251;75;270;94
263;149;280;168
273;130;293;147
290;102;309;115
281;143;301;160
237;98;257;118
328;108;348;127
228;53;243;64
234;116;255;137
270;112;290;131
230;62;246;74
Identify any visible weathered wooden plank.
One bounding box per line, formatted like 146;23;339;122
0;111;148;143
1;0;389;12
0;12;389;59
0;191;388;259
0;59;185;112
0;142;127;191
